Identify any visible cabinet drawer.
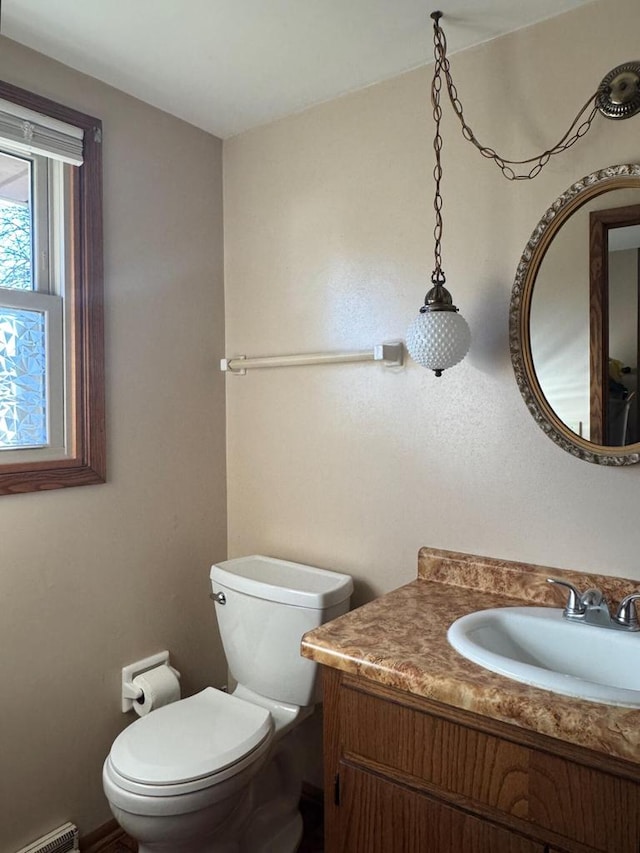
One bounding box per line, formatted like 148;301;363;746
339;680;640;851
340;681;530;817
529;750;640;851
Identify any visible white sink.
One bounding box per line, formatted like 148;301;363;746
447;606;640;707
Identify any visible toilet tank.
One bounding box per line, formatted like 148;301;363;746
210;555;353;707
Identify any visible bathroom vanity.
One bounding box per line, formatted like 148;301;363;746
301;548;640;853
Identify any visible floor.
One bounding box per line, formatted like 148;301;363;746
104;795;324;852
298;794;325;852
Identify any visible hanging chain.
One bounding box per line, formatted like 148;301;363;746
431;15;446;284
431;12;600;181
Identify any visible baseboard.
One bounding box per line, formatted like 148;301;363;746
80;819;128;852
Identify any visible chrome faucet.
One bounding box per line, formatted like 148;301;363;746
547;578;640;632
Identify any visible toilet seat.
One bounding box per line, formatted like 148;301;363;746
108;687;273;796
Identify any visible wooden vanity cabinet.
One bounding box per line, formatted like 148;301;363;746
322;668;640;853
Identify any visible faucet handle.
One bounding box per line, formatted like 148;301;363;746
614;593;640;630
546;577;586;617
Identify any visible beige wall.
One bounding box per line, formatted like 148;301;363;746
0;39;227;851
224;0;640;607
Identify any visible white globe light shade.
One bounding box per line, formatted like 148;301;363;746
405;310;471;373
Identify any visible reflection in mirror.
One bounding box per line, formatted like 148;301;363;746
589;204;640;446
510;164;640;465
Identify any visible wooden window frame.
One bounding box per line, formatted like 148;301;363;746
0;79;105;495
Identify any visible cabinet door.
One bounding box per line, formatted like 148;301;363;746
334;762;545;853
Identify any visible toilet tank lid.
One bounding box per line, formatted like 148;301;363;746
211;555;353;609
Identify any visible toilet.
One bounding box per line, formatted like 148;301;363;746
102;555;353;853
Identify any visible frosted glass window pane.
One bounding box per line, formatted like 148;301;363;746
0;307;47;447
0;151;32;291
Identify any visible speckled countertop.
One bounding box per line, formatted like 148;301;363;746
301;547;640;763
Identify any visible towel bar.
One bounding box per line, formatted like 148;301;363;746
220;342;404;374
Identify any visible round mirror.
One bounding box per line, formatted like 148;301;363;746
510;164;640;465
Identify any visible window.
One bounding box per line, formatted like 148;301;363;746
0;150;64;455
0;80;104;495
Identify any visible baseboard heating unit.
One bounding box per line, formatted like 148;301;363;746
15;822;79;853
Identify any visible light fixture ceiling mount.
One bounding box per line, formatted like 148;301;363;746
596;62;640;120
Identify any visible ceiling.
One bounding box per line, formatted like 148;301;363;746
2;0;593;139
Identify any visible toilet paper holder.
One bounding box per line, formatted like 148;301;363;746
121;651;180;712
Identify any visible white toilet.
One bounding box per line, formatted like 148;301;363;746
102;555;353;853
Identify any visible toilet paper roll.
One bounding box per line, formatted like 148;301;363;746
132;664;181;717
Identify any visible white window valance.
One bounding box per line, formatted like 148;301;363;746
0;98;84;166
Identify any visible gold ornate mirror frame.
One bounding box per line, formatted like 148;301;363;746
510;164;640;466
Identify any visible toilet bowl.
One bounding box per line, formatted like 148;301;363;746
103;688;276;852
103;555;353;853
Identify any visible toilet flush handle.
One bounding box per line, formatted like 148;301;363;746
210;591;226;605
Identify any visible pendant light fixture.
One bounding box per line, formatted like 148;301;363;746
406;11;470;377
406;11;640;376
